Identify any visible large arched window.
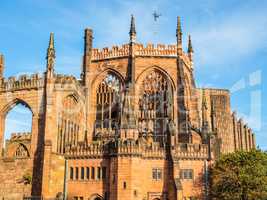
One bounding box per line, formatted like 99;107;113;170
138;69;173;145
4;103;32;146
57;95;83;153
95;73;122;137
2;102;32;157
15;143;30;158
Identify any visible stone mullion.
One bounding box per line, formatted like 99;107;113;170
73;123;76;146
63;119;67;153
61;119;64;153
76;125;79;145
101;85;104;131
57;118;60;153
70;121;73;147
109;88;112;131
0;114;4;155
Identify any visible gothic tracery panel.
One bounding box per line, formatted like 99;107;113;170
57;95;84;153
95;73;123;138
138;69;173;144
15;143;30;158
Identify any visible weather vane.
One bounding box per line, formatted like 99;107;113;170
152;11;162;21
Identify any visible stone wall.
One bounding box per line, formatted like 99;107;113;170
0;158;33;199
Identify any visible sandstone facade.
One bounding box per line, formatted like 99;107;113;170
0;16;256;200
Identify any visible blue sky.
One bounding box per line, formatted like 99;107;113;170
1;0;267;149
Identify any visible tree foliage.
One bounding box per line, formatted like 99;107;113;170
210;150;267;200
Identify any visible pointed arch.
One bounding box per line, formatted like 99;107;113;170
136;66;174;145
1;98;33;117
89;194;103;200
93;70;123;139
136;65;176;91
14;143;30;158
91;68;125;89
0;99;33;154
57;93;85;154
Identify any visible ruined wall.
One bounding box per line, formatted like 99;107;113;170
0;158;33;199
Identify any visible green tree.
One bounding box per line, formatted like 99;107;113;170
210;150;267;200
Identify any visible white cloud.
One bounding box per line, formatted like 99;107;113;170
191;5;267;67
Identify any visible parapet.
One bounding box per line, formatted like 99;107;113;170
91;43;182;61
65;139;208;160
0;73;44;92
55;74;84;94
9;132;31;141
173;143;209;160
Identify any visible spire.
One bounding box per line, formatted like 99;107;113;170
176;16;183;54
46;33;55;76
187;34;193;53
129;15;136;43
0;54;4;78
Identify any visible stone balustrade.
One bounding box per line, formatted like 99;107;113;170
65;139;209;160
173;143;209;159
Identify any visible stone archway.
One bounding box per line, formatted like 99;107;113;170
0;99;34;156
136;68;174;146
89;194;103;200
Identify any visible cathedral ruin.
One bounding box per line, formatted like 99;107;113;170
0;16;256;200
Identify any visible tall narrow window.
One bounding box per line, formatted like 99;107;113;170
97;167;101;180
102;167;106;179
95;73;122;136
70;167;74;180
138;70;172;145
81;167;84;180
86;167;90;180
75;167;79;180
91;167;95;179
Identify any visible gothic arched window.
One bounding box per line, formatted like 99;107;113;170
15;143;30;158
95;73;123;136
57;95;83;154
138;69;173;145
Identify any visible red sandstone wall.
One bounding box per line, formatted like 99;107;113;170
0;158;33;199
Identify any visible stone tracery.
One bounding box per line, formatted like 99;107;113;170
57;95;83;153
138;69;173;145
95;73;123;139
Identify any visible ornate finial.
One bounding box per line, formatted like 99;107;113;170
129;15;136;42
188;35;193;53
0;54;4;77
46;33;55;74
